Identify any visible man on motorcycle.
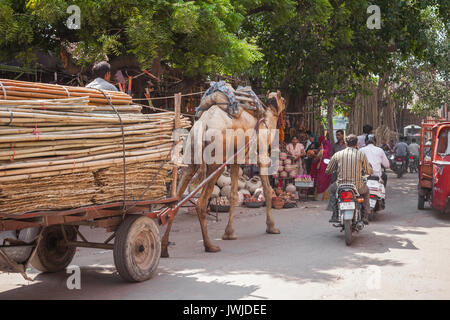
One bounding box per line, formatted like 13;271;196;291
326;134;374;224
357;124;373;149
394;136;409;170
360;134;390;187
408;138;420;157
407;138;420;171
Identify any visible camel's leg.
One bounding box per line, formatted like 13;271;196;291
197;164;223;252
222;164;239;240
161;165;199;258
260;172;280;234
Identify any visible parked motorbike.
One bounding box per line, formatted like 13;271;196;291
333;183;366;246
367;175;386;221
408;155;419;173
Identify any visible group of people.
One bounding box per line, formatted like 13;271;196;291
285;131;335;199
284;123;420;225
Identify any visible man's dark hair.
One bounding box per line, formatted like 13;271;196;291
346;134;358;147
336;129;344;135
92;61;111;79
306;130;312;136
400;136;406;141
363;124;373;134
412;138;416;143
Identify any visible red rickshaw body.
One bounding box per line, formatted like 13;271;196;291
432;122;450;212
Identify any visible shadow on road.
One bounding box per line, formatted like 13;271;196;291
1;172;448;299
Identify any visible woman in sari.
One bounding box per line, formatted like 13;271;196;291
286;136;305;175
314;136;332;200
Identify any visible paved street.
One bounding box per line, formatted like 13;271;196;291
1;171;449;299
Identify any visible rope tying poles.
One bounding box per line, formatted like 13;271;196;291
95;89;128;214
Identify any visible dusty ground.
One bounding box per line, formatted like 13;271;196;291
0;171;449;299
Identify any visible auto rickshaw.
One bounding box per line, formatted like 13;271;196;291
418;120;450;213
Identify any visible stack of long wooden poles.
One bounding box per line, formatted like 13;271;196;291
0;79;132;105
0;82;190;215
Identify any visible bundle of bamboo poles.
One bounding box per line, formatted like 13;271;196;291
0;93;191;215
0;78;132;105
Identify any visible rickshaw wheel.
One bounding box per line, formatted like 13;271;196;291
418;195;425;210
113;215;161;282
30;225;77;273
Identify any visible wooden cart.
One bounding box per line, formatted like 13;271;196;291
0;94;186;282
0;198;178;282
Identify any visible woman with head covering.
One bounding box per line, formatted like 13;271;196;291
313;136;332;200
286;136;305;175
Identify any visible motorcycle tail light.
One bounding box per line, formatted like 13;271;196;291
340;191;353;200
370;194;375;198
410;156;414;160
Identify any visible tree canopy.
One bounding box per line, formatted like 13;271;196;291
0;0;448;116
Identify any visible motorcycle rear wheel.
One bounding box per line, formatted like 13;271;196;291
344;220;352;246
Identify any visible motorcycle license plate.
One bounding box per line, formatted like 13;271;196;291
339;202;355;210
396;161;403;165
370;199;377;208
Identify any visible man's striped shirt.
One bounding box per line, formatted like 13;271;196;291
325;147;373;190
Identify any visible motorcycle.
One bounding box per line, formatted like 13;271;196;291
387;152;395;170
367;175;386;221
333;183;366;246
392;156;407;178
408;155;419;173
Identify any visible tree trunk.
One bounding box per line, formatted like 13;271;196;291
327;96;335;144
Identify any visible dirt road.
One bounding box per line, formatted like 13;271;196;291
1;172;449;299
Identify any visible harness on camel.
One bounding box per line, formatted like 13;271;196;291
195;81;266;120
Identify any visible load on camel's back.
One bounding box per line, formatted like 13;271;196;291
161;82;286;257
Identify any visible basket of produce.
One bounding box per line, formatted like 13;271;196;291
272;196;285;209
243;195;264;208
295;175;314;188
209;196;231;212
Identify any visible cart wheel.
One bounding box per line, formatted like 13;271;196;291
113;215;161;282
30;225;77;273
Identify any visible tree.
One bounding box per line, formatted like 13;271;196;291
240;0;448;134
0;0;277;77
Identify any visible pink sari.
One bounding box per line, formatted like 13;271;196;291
316;138;332;194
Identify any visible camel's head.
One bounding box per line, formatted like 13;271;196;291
265;90;285;116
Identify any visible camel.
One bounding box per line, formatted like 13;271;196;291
161;90;286;257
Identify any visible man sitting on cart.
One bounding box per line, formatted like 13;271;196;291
86;61;119;92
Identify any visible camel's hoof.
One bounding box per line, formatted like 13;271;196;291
222;233;237;240
161;247;169;258
266;227;280;234
205;245;221;253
